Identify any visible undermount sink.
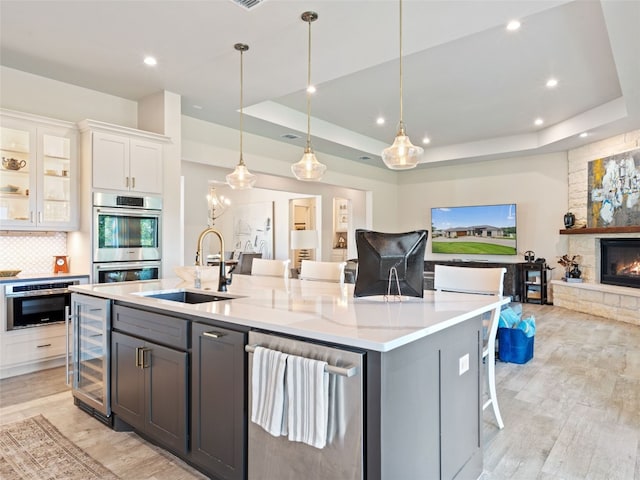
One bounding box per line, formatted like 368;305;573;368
136;290;236;304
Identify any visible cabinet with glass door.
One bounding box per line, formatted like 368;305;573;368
0;110;78;231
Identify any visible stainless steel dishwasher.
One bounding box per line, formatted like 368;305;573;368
247;331;364;480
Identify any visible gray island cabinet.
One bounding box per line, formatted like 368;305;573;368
71;275;508;480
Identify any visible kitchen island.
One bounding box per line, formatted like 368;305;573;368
71;274;509;480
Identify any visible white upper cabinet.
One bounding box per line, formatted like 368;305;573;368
0;109;79;231
79;120;169;195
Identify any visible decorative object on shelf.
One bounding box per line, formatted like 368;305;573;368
226;43;257;190
557;254;582;280
524;250;535;262
206;182;231;227
53;255;69;273
563;212;575;228
291;11;327;182
2;157;26;171
381;0;423;170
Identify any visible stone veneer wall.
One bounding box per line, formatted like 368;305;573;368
554;129;640;324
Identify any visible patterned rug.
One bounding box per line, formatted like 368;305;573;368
0;415;119;479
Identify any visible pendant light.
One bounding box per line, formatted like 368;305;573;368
291;11;327;182
381;0;423;170
226;43;257;189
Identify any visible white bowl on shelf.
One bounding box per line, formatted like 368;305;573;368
173;266;220;282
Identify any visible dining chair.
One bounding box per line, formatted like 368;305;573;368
251;258;291;278
231;252;263;275
298;260;347;283
434;264;506;429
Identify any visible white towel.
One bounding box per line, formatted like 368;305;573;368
285;354;329;449
251;346;288;437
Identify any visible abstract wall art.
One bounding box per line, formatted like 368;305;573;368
587;148;640;227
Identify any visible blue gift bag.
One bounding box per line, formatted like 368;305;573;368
498;327;534;364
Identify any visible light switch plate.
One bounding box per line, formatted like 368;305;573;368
459;353;470;376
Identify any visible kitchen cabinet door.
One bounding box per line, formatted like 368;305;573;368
191;322;247;480
0;110;78;231
90;130;163;194
111;330;188;455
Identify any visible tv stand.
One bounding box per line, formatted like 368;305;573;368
424;260;524;301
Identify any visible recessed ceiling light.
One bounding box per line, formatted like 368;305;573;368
192;105;203;110
422;137;431;145
579;132;589;138
506;20;521;31
143;56;157;66
534;118;544;126
376;117;385;125
546;78;558;88
306;85;316;94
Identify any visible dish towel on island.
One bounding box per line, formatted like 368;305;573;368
285;354;329;449
251;346;288;437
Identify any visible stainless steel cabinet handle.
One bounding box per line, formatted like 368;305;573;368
125;176;130;188
136;347;151;368
140;347;151;368
131;177;135;189
203;331;226;339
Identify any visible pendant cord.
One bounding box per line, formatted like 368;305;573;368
306;17;312;149
239;49;245;165
399;0;404;128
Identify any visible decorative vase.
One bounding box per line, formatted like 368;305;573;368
569;266;581;278
564;212;575;229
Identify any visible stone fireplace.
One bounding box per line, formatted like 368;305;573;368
550;129;640;326
600;238;640;289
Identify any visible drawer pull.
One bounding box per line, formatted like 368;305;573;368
36;343;52;348
203;331;226;339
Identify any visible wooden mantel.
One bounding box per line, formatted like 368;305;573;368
559;226;640;235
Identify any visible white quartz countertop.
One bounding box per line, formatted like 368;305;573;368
71;275;509;352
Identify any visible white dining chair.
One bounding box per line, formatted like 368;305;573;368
299;260;346;283
251;258;291;278
434;264;506;429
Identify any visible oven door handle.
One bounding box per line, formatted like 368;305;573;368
95;206;161;217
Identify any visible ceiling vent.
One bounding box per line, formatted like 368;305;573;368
281;133;301;140
230;0;266;11
358;155;372;161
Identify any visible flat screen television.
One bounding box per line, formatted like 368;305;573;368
354;229;428;298
431;203;517;255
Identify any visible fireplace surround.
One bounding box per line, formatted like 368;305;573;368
600;238;640;289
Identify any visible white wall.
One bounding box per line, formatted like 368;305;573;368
0;66;137;126
395;152;569;273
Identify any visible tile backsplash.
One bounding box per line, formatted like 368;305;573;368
0;232;67;274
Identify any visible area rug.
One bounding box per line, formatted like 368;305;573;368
0;414;119;479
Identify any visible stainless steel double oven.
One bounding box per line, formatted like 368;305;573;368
92;192;162;283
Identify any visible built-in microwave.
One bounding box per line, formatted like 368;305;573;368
93;192;162;263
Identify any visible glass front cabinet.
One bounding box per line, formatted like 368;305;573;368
0;109;78;231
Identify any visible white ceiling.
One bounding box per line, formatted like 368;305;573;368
1;0;638;169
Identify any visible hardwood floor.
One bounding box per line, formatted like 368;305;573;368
1;303;638;479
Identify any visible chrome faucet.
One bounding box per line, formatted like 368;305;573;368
195;227;230;292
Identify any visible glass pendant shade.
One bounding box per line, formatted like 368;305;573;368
291;146;327;181
382;0;422;170
227;43;256;190
382;123;424;170
226;156;256;189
